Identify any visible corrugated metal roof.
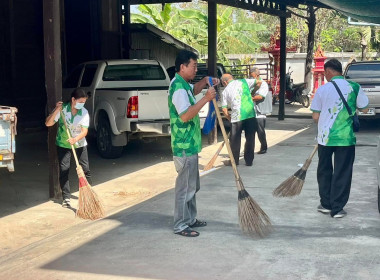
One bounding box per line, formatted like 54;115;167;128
319;0;380;24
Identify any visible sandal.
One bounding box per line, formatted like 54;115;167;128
190;219;207;228
175;227;199;237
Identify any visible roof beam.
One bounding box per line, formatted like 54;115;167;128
272;0;330;9
129;0;191;4
206;0;290;18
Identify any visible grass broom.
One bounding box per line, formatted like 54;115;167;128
60;111;106;220
273;144;318;198
203;132;230;171
212;98;271;237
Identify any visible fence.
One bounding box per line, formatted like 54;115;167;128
224;63;273;82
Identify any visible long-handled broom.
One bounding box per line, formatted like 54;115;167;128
203;132;230;171
273;144;318;198
60;111;105;220
211;95;271;237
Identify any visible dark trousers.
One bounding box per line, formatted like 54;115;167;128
57;146;91;200
230;117;257;165
256;117;267;151
317;145;355;216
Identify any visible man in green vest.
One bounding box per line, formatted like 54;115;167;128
220;73;259;166
169;50;218;237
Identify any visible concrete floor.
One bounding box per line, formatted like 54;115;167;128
1;104;380;280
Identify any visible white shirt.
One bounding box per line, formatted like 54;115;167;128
221;79;257;123
310;77;368;146
254;80;270;118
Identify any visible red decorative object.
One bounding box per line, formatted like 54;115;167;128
312;45;327;96
261;25;296;97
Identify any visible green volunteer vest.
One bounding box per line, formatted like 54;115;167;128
240;79;256;120
168;73;202;157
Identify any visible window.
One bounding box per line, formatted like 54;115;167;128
63;65;84;88
80;64;98;87
345;63;380;81
102;64;166;81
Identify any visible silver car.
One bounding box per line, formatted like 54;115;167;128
344;61;380;118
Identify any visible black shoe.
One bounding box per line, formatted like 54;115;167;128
333;210;347;218
257;149;267;154
62;199;71;208
317;204;331;214
245;162;253;166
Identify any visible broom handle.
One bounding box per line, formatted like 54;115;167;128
212;99;241;182
214;131;230;155
303;144;318;169
60;110;80;168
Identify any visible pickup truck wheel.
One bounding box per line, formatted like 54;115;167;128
96;118;123;159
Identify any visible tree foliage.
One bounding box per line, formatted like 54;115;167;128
131;3;266;63
131;3;380;62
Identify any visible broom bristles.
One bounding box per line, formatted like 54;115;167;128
76;167;106;220
237;187;271;237
273;145;318;198
272;168;307;197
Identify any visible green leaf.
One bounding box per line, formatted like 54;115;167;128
131;14;154;25
224;23;267;32
161;4;172;25
179;10;208;25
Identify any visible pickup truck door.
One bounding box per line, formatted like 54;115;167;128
62;64;85;102
78;63;99;127
137;86;169;120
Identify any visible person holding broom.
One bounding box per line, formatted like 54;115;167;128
169;50;218;237
45;88;91;208
310;59;368;218
220;73;259;166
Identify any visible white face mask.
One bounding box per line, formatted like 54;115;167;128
74;102;85;110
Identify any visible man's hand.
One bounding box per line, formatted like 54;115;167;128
67;137;78;145
222;107;230;122
312;112;320;123
205;87;216;101
255;79;263;87
207;77;220;87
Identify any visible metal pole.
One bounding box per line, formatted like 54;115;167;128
279;5;286;121
208;2;217;144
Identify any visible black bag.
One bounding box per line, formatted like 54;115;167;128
352;113;360;132
331;81;360;132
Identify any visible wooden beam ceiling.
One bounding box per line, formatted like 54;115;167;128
206;0;290;17
273;0;330;9
129;0;191;4
128;0;329;17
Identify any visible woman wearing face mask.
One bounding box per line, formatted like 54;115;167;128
45;88;91;208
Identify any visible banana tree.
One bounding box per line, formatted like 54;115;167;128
131;4;180;33
178;7;266;63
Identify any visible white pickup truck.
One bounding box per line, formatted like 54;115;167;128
62;59;171;158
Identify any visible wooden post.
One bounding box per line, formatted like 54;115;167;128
208;2;217;144
43;0;62;198
122;0;131;58
279;5;286;121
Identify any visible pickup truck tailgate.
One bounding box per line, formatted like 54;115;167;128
138;87;169;120
361;85;380;107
